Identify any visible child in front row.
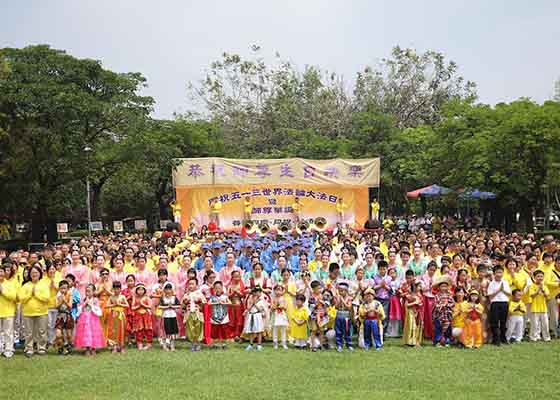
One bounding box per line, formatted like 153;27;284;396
270;285;289;350
462;290;484;349
183;277;206;352
106;281;129;353
54;280;74;355
359;288;385;350
528;270;550;342
506;289;526;343
132;283;153;350
159;283;181;351
74;284;105;355
291;294;310;349
243;286;267;351
209;281;230;350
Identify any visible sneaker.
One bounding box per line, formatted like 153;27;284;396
336;346;342;353
273;343;278;350
221;344;227;350
190;344;196;352
38;349;47;356
282;344;289;350
24;352;33;358
245;345;253;351
4;352;14;359
256;345;263;351
347;346;355;352
375;347;382;351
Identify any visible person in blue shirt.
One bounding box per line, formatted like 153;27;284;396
211;242;226;272
236;244;253;272
194;244;211;270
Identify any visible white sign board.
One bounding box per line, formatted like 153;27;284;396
90;221;103;231
160;220;172;229
56;223;69;233
113;221;124;232
134;219;147;230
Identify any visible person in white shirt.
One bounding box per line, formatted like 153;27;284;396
487;265;512;346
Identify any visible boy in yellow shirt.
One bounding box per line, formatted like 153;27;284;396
506;289;527;343
528;270;550;341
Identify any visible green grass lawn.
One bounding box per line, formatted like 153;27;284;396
2;339;557;400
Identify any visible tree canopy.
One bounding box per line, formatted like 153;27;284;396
0;44;559;238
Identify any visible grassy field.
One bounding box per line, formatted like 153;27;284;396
2;339;557;400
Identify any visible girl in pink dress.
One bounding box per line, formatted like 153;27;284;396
74;284;106;355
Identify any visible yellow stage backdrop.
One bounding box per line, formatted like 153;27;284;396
173;158;380;229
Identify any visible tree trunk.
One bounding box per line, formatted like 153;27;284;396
31;205;47;243
90;182;103;220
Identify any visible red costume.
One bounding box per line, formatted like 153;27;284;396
132;295;153;345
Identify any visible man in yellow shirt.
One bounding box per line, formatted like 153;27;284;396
528;270;550;342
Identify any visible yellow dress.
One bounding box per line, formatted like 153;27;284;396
290;306;309;340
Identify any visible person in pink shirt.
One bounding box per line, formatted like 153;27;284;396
89;254;106;286
134;253;156;289
63;249;89;300
218;251;240;288
170;254;192;301
110;257;127;287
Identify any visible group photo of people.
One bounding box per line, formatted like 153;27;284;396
1;221;558;359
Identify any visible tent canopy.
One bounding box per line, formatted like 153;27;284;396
458;188;497;200
406;184;453;198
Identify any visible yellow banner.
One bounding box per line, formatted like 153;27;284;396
176;185;369;229
173;158;380;187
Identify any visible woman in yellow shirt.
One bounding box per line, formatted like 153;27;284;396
18;264;50;357
0;265;18;358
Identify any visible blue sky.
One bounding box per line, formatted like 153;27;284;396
2;0;559;118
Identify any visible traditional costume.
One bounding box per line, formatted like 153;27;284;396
359;289;385;350
334;283;353;350
209;294;230;343
74;297;105;350
183;289;206;347
132;285;153;347
461;295;484;348
106;294;128;348
402;292;423;346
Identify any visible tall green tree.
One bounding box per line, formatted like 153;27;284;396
0;45;153;240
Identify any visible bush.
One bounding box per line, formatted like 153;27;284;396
536;230;560;240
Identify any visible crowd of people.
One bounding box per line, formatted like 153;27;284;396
0;223;559;359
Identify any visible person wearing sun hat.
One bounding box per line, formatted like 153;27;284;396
432;275;455;347
359;287;385;350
